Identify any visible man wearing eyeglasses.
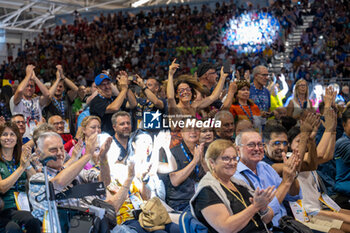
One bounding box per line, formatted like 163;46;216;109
48;115;73;145
234;129;301;226
250;65;274;120
11;114;30;144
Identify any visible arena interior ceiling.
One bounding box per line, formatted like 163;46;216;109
0;0;199;32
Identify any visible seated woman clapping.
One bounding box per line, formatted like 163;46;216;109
0;122;41;232
190;139;275;233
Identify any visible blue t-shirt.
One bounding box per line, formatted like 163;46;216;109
334;133;350;196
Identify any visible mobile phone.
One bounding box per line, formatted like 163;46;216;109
128;75;136;81
230;69;236;82
223;61;231;74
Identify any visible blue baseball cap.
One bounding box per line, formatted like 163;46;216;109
95;73;111;86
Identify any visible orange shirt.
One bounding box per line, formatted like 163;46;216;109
229;103;261;123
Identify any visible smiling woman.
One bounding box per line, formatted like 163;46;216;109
229;80;262;131
190;139;275;233
0;122;40;232
287;79;313;119
167;59;227;118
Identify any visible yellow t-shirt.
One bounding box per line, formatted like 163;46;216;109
270;92;284;111
107;179;143;225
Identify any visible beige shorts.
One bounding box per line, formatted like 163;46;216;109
301;214;343;232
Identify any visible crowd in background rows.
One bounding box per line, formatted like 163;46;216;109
0;0;350;232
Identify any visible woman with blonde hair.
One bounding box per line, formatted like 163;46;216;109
190;139;275;233
68;115;101;169
287;79;313;119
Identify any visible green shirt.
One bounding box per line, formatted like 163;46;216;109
0;160;27;209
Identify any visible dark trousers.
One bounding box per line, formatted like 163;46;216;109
123;219;180;233
333;193;350;210
0;208;41;233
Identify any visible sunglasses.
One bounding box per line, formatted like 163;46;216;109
272;141;288;147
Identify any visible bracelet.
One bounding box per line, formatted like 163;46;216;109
26;165;33;170
142;87;147;92
258;208;269;218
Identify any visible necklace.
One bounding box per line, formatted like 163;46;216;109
214;174;259;227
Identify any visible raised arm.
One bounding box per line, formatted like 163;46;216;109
106;162;134;212
221;81;237;111
317;109;337;164
152;130;178;174
51;133;97;188
105;72;128;114
193;66;228;109
275;152;300;203
13;65;35;105
278;74;289;97
135;75;164;109
98;137;113;187
49;68;62;98
58;65;78;101
31;71;50;107
126;88;137;109
167;59;179;115
298;113;319;171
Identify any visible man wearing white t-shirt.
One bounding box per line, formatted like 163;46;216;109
10;65;50;137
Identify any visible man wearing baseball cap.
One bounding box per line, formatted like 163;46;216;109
89;72;137;135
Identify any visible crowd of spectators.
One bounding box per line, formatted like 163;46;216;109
0;0;306;85
283;0;350;86
0;0;350;233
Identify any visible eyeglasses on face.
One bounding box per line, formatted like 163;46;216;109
177;88;191;94
240;142;265;149
259;73;269;77
272;141;288;147
53;121;65;126
220;156;240;163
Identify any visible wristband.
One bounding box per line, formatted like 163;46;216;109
258;208;269;218
142;87;147;92
26;165;33;170
142;175;150;184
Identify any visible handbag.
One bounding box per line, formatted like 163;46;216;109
138;197;172;232
278;216;313;233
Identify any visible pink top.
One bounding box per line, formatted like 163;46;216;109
68;145;93;170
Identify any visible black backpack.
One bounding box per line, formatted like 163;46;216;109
278;216;313;233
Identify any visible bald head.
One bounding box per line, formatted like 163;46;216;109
48;115;65;134
235;120;253;136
